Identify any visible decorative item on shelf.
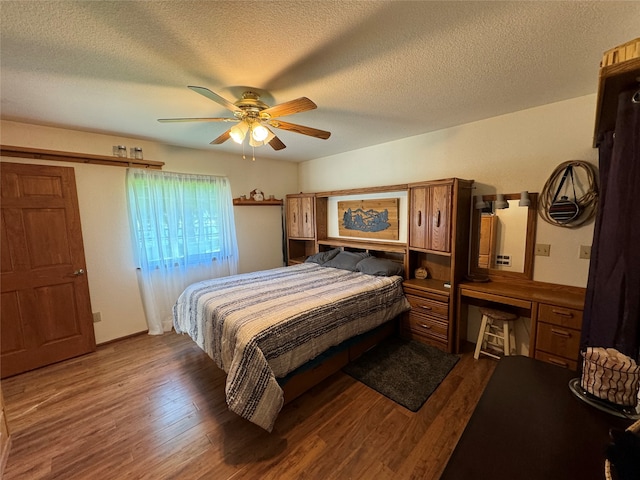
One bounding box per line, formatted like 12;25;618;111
250;189;264;201
233;190;283;205
130;147;143;159
113;145;127;157
414;267;428;279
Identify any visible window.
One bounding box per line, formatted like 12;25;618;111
126;169;238;271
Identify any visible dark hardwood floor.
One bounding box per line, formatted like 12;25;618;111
2;333;495;479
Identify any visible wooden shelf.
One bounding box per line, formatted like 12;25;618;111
318;237;408;254
314;183;408;197
0;145;164;169
233;198;283;206
403;278;451;297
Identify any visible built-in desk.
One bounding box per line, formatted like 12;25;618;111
457;280;586;369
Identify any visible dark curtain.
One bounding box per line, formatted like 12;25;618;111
581;88;640;362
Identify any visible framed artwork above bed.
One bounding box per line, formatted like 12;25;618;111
338;198;400;240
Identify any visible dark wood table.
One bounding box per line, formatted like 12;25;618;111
441;356;634;480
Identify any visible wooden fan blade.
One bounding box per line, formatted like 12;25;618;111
261;97;317;118
188;86;241;113
268;120;331;140
268;136;286;150
210;130;231;145
158;117;238;123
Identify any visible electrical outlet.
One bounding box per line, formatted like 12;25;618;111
535;244;551;256
496;254;512;266
579;245;592;259
93;312;102;323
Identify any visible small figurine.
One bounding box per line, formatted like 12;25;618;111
250;189;264;201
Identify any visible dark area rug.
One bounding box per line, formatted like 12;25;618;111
343;336;459;412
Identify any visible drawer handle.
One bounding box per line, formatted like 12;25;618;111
419;305;432;311
551;308;573;318
418;323;432;329
547;357;569;368
417;210;422;227
551;328;571;338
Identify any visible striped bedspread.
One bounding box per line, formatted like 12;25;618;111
173;262;410;431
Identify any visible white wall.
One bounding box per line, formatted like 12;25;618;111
1;120;298;344
299;94;599;288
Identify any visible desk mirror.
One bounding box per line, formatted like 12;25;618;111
470;193;538;280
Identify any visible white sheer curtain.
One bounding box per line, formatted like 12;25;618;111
126;169;239;334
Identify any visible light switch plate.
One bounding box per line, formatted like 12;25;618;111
579;245;591;259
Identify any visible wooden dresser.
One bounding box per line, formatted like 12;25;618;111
403;178;474;353
401;279;451;350
457;279;586;369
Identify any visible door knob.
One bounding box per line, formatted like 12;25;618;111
73;269;85;276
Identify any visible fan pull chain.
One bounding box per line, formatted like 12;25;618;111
242;142;246;161
252;146;256;161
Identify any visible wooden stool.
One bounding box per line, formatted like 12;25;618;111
474;307;518;360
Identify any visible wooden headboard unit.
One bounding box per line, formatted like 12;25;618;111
317;238;409;279
313;183;410;278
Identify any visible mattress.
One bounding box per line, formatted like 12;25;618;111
173;262;410;431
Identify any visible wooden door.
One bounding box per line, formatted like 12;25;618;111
1;162;96;378
427;184;452;252
286;197;302;238
409;187;427;249
286;195;315;239
299;196;315;238
478;215;497;268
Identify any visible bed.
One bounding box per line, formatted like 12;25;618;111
173;251;410;431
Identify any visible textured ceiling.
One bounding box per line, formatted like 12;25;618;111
1;1;639;162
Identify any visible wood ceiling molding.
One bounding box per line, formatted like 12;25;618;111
0;145;164;170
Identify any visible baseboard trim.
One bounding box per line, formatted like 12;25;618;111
97;330;149;346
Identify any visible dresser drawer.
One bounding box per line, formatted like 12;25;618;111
402;328;448;351
535;322;581;360
534;351;579;371
537;304;583;330
404;313;448;342
405;294;449;319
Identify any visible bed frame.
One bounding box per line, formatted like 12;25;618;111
281;320;398;404
280;239;408;404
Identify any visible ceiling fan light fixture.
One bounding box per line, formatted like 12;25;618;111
230;122;248;144
251;124;269;142
249;134;262;148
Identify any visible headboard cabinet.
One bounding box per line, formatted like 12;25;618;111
285;178;473;354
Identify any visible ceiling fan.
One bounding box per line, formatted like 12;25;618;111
158;86;331;151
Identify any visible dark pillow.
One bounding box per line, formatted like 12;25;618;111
304;248;341;265
322;251;371;271
356;257;404;277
